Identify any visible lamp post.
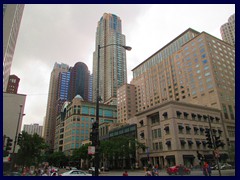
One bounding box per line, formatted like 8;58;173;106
10;104;25;172
94;43;132;176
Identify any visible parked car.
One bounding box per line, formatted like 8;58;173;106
60;170;92;176
220;163;233;170
166;165;191;175
88;167;101;174
70;167;78;170
51;167;59;172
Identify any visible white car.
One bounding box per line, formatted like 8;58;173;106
220;163;233;170
88;167;101;174
60;170;92;176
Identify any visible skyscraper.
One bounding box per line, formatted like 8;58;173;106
43;62;69;151
3;4;25;91
92;13;128;105
68;62;89;102
23;123;43;137
220;13;235;46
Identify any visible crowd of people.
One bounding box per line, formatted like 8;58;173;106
18;165;59;176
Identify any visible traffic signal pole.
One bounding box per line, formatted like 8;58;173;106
207;115;222;176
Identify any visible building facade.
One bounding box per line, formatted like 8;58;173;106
135;101;227;168
43;62;69;151
117;84;136;123
6;74;20;94
3;92;26;153
92;13;128;105
54;95;117;155
131;28;235;145
3;4;25;91
23;123;43;137
220;13;235;46
68;62;89;102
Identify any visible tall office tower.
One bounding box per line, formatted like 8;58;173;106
3;4;25;91
92;13;128;105
23;123;43;137
56;71;70;115
6;74;20;94
88;74;93;102
131;28;235;147
220;13;235;46
68;62;89;102
43;62;69;151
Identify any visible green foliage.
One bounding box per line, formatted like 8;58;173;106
15;131;48;167
46;152;68;167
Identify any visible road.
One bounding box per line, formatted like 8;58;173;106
58;168;235;176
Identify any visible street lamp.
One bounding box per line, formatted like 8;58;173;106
94;43;132;176
10;104;25;172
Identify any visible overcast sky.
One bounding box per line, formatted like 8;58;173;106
11;4;235;127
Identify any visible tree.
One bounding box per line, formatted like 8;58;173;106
46;152;68;167
15;131;48;167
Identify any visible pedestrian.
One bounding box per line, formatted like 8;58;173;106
203;162;209;176
122;170;128;176
207;163;212;176
42;170;48;176
178;164;184;176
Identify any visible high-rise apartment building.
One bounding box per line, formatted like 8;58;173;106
127;28;234;167
23;123;43;137
43;62;69;151
92;13;128;105
68;62;89;102
220;13;235;46
6;74;20;94
3;4;25;91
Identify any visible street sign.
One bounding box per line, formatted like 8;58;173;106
88;146;95;155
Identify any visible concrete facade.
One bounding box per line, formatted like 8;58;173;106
220;13;235;46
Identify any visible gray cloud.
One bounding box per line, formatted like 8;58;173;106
11;4;235;126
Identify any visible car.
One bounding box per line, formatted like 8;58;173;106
166;165;191;175
60;170;92;176
70;167;78;170
220;163;233;170
65;166;70;170
88;167;101;174
51;167;59;172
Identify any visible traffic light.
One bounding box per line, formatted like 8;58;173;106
215;135;221;148
205;129;213;149
90;122;99;146
17;133;22;145
6;137;13;151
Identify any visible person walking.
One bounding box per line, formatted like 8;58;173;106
122;170;128;176
178;164;184;176
207;163;212;176
203;162;209;176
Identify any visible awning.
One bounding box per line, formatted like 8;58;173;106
209;116;214;120
188;140;193;145
186;126;191;130
180;140;186;145
200;127;204;131
165;155;175;159
191;113;196;117
194;127;199;131
218;129;223;133
203;115;208;119
202;141;207;145
166;141;171;146
164;126;169;131
184;112;189;116
196;140;201;145
139;120;143;124
197;114;202;118
178;125;184;129
163;112;168;117
212;129;217;133
215;117;220;121
176;111;182;115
